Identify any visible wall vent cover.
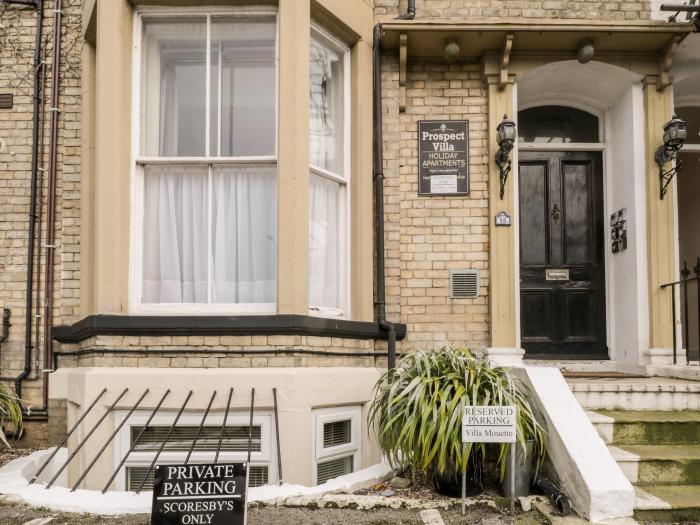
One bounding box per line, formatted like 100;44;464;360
0;94;12;109
449;269;480;299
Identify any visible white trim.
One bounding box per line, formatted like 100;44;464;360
518;143;606;151
311;406;361;486
136;156;277;165
129;7;279;315
308;22;352;318
113;410;275;491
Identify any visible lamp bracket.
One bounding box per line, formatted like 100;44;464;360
496;146;513;199
656;145;683;199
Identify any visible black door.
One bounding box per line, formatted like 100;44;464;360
519;151;608;359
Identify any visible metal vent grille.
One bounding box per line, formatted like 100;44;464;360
130;425;262;453
323;420;351;448
0;93;12;109
449;269;480;299
316;456;353;485
127;465;269;491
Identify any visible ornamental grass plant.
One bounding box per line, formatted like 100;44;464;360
369;347;546;488
0;382;21;448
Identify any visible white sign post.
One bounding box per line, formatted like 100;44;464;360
461;405;517;514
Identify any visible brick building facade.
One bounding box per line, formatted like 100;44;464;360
0;0;698;506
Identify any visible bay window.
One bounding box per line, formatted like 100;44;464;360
309;26;350;316
133;10;278;313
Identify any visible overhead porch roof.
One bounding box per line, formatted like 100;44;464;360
380;20;695;57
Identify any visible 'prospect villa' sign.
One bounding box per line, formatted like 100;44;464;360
418;120;469;196
151;463;248;525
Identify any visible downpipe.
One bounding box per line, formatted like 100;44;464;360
0;0;44;402
373;23;397;372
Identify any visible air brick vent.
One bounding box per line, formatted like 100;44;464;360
449;269;480;299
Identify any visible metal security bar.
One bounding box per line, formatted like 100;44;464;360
31;387;282;492
661;258;700;365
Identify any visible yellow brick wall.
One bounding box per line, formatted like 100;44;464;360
381;58;490;355
0;0;82;405
375;0;652;21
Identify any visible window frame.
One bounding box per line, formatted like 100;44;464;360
308;22;352;319
129;6;279;315
311;406;361;485
113;409;275;491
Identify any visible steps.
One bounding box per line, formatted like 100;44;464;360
588;409;700;522
569;377;700;411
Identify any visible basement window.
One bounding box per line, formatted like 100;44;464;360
313;406;360;485
116;411;275;491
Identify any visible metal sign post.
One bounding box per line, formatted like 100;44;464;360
461;404;517;515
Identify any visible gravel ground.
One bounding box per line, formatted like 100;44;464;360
0;448;544;525
0;499;544;525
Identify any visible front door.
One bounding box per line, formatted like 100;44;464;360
519;151;608;359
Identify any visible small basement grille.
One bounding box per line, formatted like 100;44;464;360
130;425;262;453
449;269;480;299
316;456;353;485
323;420;351;448
127;465;269;491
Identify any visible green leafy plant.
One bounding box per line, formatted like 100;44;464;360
369;347;546;483
0;382;22;448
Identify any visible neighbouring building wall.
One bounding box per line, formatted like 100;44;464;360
0;0;82;407
381;57;490;355
375;0;652;21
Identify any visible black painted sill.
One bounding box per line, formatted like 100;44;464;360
52;315;407;344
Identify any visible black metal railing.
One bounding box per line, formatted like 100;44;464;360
661;258;700;365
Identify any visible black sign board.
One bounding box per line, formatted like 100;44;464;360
151;463;247;525
418;120;469;196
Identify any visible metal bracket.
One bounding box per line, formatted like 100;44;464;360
399;33;408;113
656;145;683;199
657;35;682;91
499;34;514;91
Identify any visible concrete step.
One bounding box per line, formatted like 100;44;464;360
598;410;700;445
634;485;700;522
619;444;700;485
568;378;700;411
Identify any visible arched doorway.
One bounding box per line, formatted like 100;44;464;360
676;105;700;362
516;105;607;358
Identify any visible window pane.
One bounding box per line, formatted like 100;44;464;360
518;105;599;144
310;32;345;175
212;165;277;303
142;164;209;303
677;106;700;145
141;18;207;157
309;174;343;310
211;18;276;157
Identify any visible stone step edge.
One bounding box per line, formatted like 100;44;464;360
570;384;700;393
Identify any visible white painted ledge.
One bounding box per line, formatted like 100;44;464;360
484;347;525;367
513;366;635;522
642;347;674;366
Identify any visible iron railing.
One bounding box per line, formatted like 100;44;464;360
661;258;700;365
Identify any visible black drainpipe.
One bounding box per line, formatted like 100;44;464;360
0;0;44;401
373;24;397;371
397;0;416;20
373;2;416;372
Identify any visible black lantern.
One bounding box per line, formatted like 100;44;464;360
655;115;687;199
496;115;516;199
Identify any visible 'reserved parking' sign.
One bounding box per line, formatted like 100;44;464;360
462;405;516;443
151;463;248;525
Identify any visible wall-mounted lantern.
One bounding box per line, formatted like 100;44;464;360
655;114;687;199
496;114;516;199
